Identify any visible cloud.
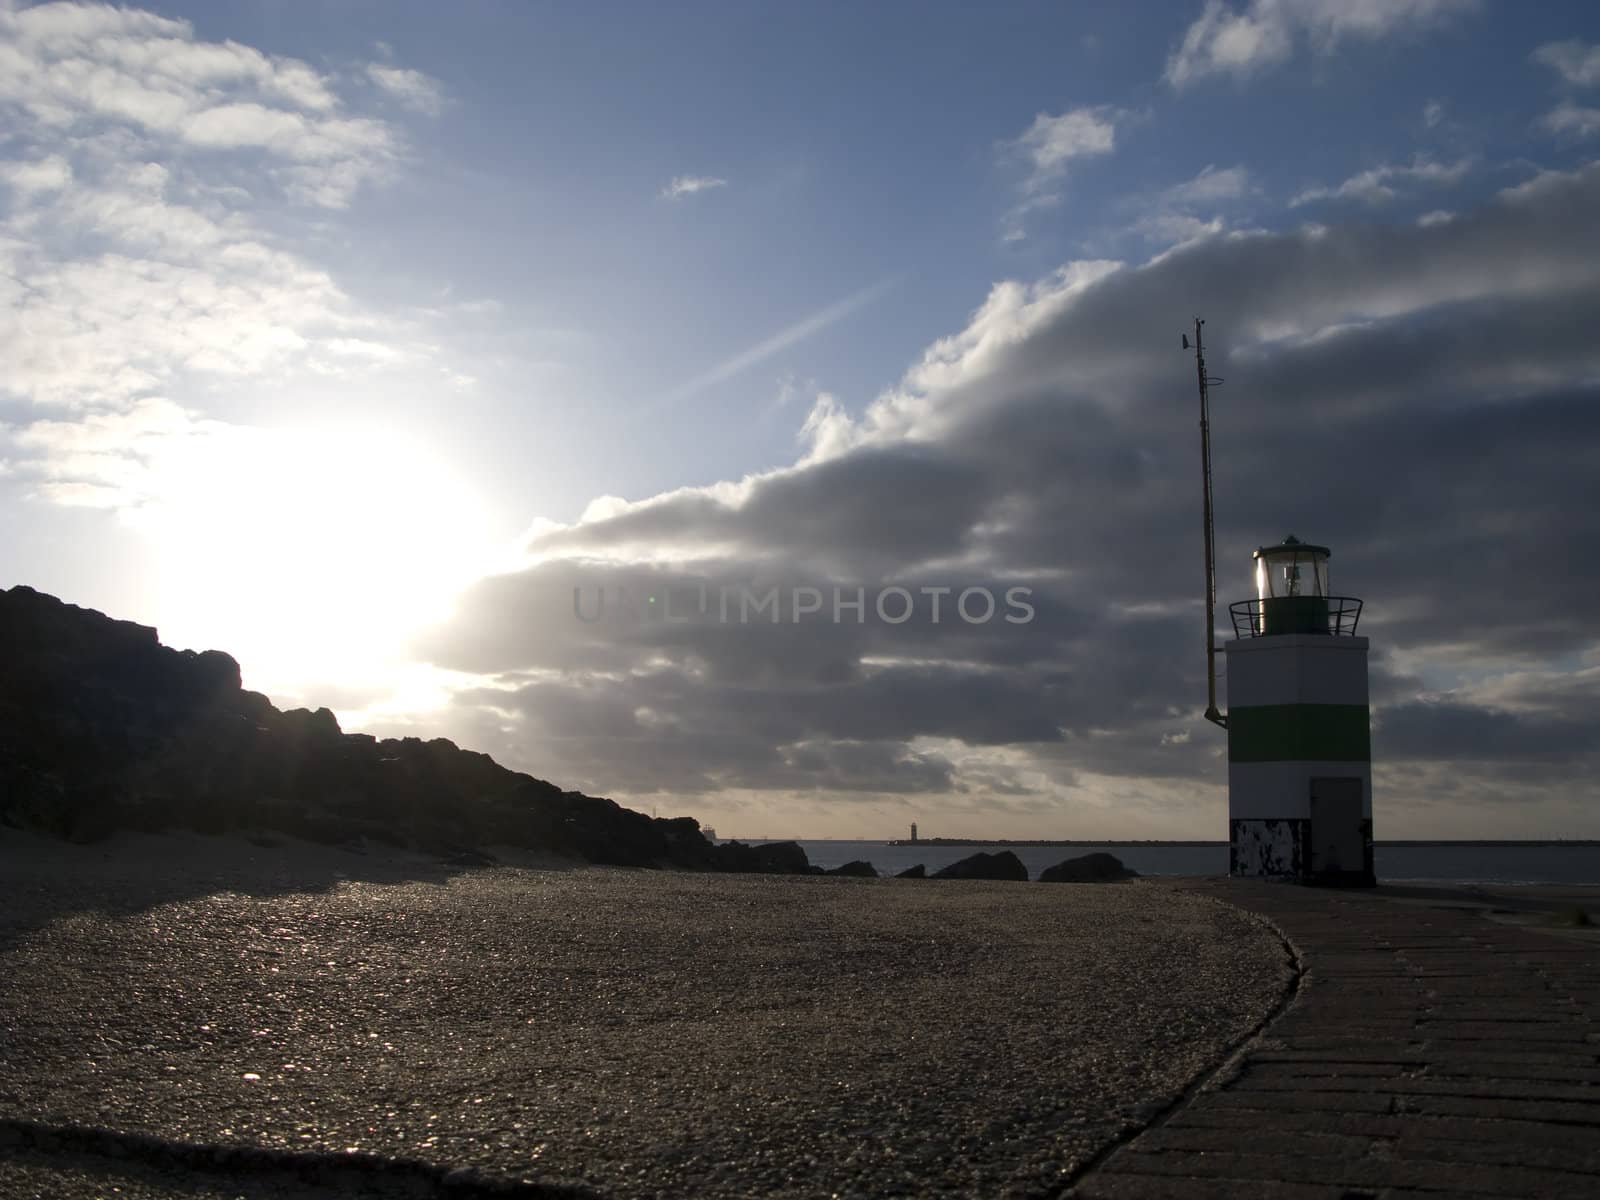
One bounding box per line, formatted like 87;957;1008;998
408;164;1600;831
1532;39;1600;87
998;106;1120;240
7;395;221;507
366;64;445;116
1290;156;1473;206
1539;100;1600;139
0;2;403;207
1423;99;1445;128
1127;214;1225;245
1166;0;1477;88
0;3;467;520
1007;106;1118;192
0;153;72;196
1161;164;1252;206
1526;37;1600;140
998;192;1064;244
1116;164;1252;248
0;158;404;410
660;175;728;199
1377;697;1597;765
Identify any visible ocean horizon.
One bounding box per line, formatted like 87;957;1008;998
763;839;1600;885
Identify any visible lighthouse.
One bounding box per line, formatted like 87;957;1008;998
1223;536;1374;885
1183;319;1375;886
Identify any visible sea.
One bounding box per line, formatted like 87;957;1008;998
763;841;1600;886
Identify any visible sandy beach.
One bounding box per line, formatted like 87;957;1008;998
0;832;1290;1198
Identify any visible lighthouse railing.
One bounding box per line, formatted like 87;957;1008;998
1229;596;1363;638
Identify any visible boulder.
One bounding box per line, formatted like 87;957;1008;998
711;840;814;875
651;816;721;869
1038;852;1139;883
826;860;878;877
931;850;1028;881
895;864;927;879
753;840;812;874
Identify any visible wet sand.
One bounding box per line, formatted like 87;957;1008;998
0;831;1290;1199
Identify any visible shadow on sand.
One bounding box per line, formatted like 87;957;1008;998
0;828;581;953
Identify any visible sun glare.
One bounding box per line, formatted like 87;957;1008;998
128;422;497;705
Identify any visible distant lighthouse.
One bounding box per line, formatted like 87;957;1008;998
1223;537;1374;885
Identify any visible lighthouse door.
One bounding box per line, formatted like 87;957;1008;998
1309;777;1364;878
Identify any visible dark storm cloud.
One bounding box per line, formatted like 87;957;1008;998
1373;665;1600;776
992;164;1600;383
414;163;1600;813
1376;700;1598;764
528;444;998;574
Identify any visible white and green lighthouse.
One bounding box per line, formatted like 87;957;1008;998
1222;536;1374;885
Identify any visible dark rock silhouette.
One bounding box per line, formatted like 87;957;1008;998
703;840;815;875
895;864;927;878
0;585;810;874
931;850;1028;881
1038;852;1139;883
826;860;878;877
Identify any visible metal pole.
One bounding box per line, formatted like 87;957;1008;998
1195;318;1227;729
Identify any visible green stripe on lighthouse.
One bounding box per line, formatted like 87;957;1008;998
1227;704;1371;763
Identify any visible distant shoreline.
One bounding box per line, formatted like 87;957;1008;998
881;839;1224;847
811;838;1600;848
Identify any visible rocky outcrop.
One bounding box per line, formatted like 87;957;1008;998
0;585;812;875
895;864;926;878
931;850;1028;881
708;840;815;875
826;860;878;877
1038;852;1139;883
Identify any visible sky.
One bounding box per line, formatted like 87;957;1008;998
2;0;1598;841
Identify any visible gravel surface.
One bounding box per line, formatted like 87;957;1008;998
0;832;1290;1198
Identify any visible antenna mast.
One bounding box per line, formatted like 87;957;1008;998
1188;317;1227;729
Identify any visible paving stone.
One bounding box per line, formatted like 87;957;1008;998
1423;1009;1582;1023
1391;1134;1600;1175
1165;1108;1600;1153
1416;1022;1596;1043
1251;1051;1429;1067
1133;1127;1385;1159
1271;1039;1428;1056
1161;1109;1410;1139
1100;1148;1597;1198
1420;1038;1600;1059
1071;1173;1356;1199
1394;1094;1600;1125
1232;1076;1600;1103
1421;1060;1600;1085
1241;1068;1408;1088
1380;1113;1600;1151
1207;1089;1396;1114
1068;1177;1356;1200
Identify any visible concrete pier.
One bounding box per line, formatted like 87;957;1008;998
1072;881;1600;1199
